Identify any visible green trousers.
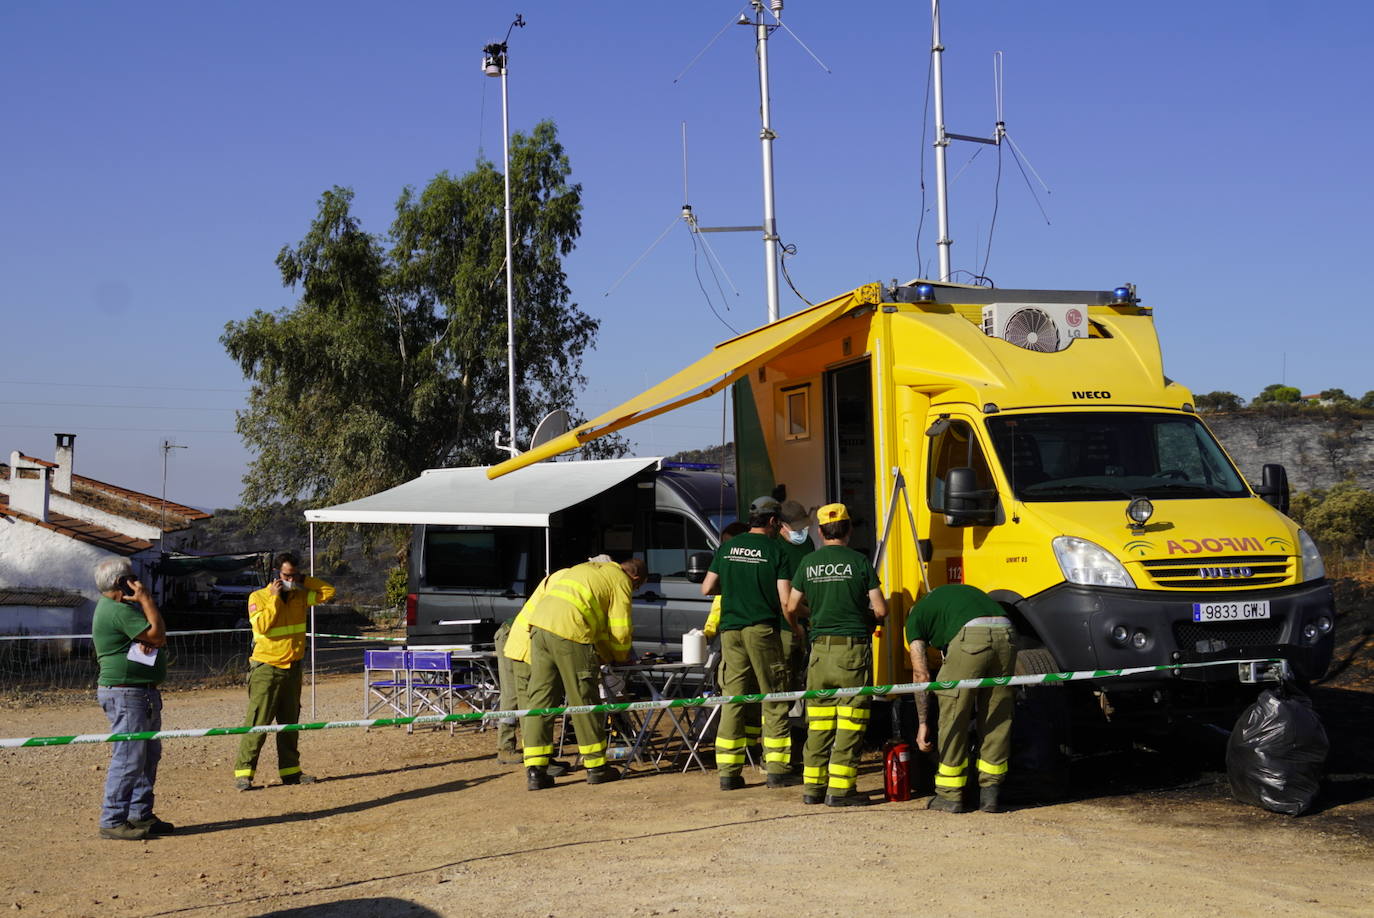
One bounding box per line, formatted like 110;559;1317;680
233;660;304;779
522;628;607;769
717;624;791;776
803;638;872;797
933;625;1017;801
495;621;530;753
779;619;810;691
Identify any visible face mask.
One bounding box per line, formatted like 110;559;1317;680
278;574;299;592
787;527;809;545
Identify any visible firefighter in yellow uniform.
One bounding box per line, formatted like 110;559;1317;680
233;552;334;790
522;558;648;790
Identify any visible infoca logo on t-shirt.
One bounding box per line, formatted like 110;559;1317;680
804;562;854;582
728;546;767;563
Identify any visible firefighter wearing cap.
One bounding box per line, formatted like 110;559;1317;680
520;558;647;790
786;503;886;806
906;583;1017;813
700;496;798;790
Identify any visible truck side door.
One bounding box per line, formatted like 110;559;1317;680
925;418;999;586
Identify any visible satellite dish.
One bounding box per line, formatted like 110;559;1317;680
530;409;572;450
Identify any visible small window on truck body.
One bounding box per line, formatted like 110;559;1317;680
985;412;1248;502
927;419;996;510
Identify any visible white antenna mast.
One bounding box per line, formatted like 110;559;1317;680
931;0;1005;282
751;0;782;323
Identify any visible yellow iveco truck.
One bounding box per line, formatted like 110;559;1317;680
489;279;1336;714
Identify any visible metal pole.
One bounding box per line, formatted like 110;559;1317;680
309;521;316;719
755;2;781;323
501;60;518;451
931;0;952;282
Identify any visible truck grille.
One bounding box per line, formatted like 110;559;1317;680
1139;554;1292;589
1173;620;1284;654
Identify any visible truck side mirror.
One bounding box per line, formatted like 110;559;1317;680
1256;463;1290;515
686;551;713;584
944;467;997;527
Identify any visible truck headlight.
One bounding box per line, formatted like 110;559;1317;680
1297;529;1325;582
1052;536;1135;588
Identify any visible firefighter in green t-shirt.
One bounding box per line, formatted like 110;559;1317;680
785;503;886;806
701;496;799;790
905;583;1017;813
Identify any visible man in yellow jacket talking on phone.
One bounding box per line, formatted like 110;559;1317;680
233;552;334;790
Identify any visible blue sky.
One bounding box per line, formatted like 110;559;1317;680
2;1;1370;511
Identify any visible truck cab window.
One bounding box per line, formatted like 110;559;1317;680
647;510;713;579
986;413;1248;501
927;419;996;510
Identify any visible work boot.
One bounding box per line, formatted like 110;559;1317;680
979;786;1004;813
234;778;253;792
766;772;801;789
825;793;872;807
926;795;966;813
719;774;746;791
496;746;523;766
801;789;825;805
129;815;176;835
585;765;622;785
99;822;150;841
280;773;317;786
547;759;573;778
526;766;555;791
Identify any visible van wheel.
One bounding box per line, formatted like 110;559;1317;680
1009;644;1071;802
1015;647;1061;676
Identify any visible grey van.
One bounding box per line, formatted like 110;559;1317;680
406;462;735;653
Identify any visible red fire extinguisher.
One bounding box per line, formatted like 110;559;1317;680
884;740;911;802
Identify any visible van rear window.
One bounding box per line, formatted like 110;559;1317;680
422;528;537;591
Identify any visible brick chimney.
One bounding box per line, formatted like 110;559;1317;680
7;451;50;522
53;433;75;493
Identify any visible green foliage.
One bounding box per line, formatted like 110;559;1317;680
1252;383;1301;405
1361;391;1374;409
1318;388;1354;405
384;566;408;609
222;121;625;524
1290;481;1374;555
1195;391;1242;412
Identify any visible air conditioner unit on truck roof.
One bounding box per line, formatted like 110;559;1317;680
981;302;1087;352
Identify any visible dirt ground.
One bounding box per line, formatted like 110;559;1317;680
0;658;1370;918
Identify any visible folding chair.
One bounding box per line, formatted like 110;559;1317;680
363;650;409;724
407;650;477;734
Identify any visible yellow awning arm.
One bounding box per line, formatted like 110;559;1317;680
487;284;882;479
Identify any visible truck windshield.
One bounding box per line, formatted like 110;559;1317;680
986;412;1249;502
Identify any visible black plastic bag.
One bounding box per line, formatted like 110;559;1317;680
1226;686;1328;816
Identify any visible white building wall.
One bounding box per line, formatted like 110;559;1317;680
0;521;159;635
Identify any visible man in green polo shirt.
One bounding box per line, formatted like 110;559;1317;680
91;558;172;841
785;503;886;806
700;495;798;790
906;583;1017;813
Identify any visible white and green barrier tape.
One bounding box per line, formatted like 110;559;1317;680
0;657;1276;749
0;630;403;642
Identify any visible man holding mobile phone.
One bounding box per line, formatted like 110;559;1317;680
232;552;334;790
92;558;171;840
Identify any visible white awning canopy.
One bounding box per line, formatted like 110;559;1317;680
303;457;663;528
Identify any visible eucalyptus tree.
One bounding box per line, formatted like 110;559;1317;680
222;121;622;517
